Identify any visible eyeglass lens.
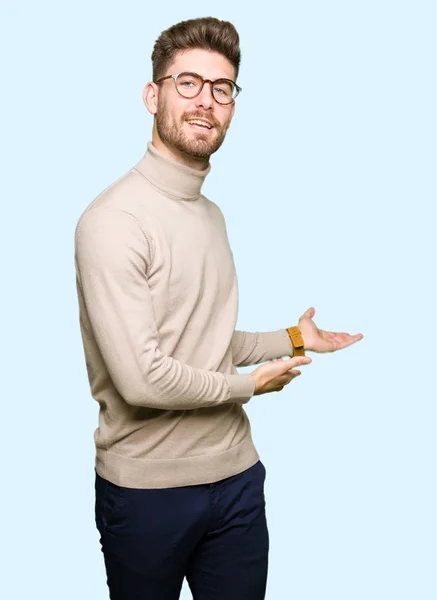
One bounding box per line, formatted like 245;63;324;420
176;73;236;103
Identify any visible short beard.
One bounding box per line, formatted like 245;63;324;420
155;104;230;160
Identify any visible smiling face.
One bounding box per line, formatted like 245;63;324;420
143;48;237;169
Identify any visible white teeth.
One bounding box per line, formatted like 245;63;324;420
187;120;211;129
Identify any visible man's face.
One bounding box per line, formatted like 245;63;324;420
153;49;237;160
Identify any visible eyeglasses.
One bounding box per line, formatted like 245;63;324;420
154;71;242;105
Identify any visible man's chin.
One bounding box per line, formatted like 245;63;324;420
179;137;224;159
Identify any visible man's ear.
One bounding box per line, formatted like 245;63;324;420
143;81;158;115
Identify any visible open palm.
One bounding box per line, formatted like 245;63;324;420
298;307;363;353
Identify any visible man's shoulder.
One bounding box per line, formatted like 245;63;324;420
74;164;153;236
202;196;226;222
80;166;145;214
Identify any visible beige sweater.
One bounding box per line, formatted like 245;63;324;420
74;142;294;488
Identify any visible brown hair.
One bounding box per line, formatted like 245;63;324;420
151;17;241;82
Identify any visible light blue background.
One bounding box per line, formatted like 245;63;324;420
2;1;436;598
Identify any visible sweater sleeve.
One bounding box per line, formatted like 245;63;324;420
231;329;294;367
74;208;255;410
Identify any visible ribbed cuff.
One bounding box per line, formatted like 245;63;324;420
225;373;256;404
261;328;294;359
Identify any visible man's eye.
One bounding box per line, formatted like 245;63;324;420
214;87;226;95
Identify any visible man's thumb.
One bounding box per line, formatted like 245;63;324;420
280;358;295;371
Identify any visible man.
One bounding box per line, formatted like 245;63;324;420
74;16;363;600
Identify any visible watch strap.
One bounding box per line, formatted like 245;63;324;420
286;326;305;356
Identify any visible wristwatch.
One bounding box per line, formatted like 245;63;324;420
286;326;305;356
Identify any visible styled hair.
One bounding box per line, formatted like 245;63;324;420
151;17;241;82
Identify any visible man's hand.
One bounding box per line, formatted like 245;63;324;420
251;355;312;395
297;306;363;353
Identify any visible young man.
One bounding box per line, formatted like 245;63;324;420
74;17;363;600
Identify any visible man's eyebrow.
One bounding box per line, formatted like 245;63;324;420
180;70;234;81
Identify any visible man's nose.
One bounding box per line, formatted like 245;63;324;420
194;82;214;109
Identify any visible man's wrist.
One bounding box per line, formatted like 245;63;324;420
225;373;256;403
286;326;305;356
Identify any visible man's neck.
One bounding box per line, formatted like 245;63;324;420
151;129;210;172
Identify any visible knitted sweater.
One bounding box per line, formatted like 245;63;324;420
74;142;294;488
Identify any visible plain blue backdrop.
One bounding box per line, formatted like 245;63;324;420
2;1;436;598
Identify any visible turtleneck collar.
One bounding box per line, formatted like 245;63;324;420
133;142;211;201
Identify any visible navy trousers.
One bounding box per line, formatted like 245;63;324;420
95;460;269;599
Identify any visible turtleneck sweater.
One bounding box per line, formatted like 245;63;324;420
74;142;294;488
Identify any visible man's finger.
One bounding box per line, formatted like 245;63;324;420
284;356;311;370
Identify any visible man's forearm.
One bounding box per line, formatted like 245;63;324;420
231;329;294;367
